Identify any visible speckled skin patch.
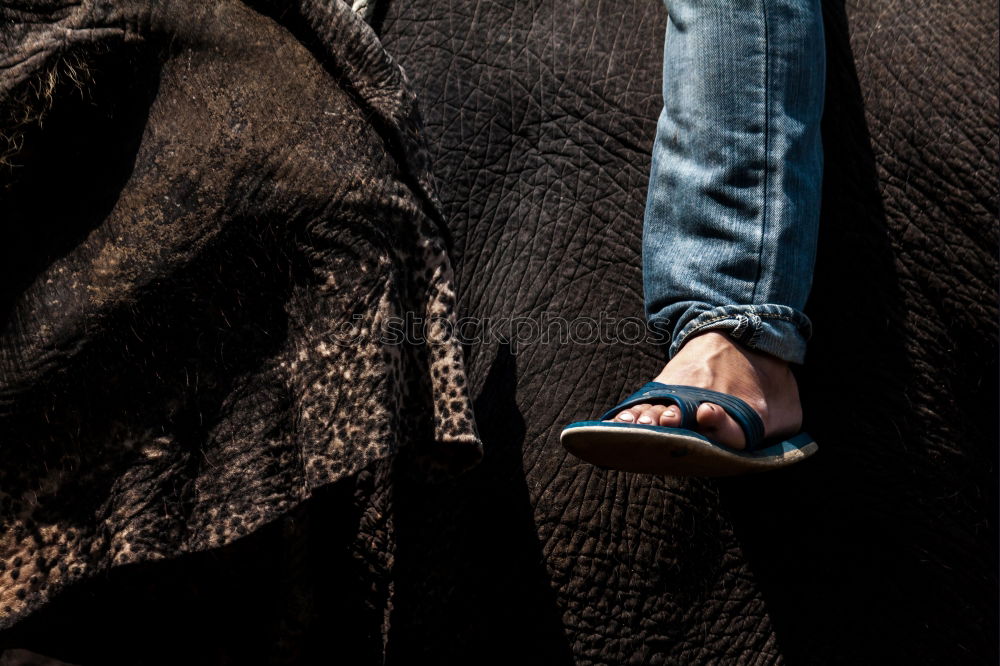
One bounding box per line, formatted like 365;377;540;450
0;0;480;628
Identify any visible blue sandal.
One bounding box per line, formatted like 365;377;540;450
560;382;818;476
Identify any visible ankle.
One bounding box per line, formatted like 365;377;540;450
658;332;799;416
674;332;789;373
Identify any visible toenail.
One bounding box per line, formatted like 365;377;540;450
637;414;653;424
664;408;676;418
618;412;634;422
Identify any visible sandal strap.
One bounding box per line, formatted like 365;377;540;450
600;382;766;451
600;382;698;427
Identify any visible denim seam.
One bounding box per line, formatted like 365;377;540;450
751;0;771;304
746;312;763;347
682;312;801;328
676;313;802;344
675;311;805;358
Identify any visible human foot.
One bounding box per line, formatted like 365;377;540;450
607;331;802;450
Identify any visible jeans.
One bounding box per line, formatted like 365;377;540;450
643;0;825;365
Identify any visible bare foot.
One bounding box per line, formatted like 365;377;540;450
608;331;802;449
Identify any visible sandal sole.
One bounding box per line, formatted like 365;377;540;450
560;422;818;477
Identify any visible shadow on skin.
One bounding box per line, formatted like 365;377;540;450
0;46;161;324
723;1;997;662
722;1;911;660
390;343;576;665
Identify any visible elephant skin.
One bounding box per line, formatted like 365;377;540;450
377;0;998;663
0;0;481;655
0;0;996;664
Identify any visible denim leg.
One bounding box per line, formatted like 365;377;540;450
643;0;825;364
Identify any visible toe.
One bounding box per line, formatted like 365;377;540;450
613;404;649;423
658;404;682;427
695;403;746;449
636;405;667;425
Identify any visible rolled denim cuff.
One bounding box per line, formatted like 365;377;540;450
667;304;812;365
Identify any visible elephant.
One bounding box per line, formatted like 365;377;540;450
0;0;481;658
375;0;998;663
1;0;996;664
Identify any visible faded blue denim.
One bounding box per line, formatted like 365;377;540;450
643;0;825;364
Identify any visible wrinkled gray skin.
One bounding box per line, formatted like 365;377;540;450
378;0;998;663
2;0;997;664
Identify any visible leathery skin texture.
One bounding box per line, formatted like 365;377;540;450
0;0;995;664
0;0;480;660
378;0;997;663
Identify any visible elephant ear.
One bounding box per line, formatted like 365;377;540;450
0;0;430;210
0;0;482;637
243;0;446;233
